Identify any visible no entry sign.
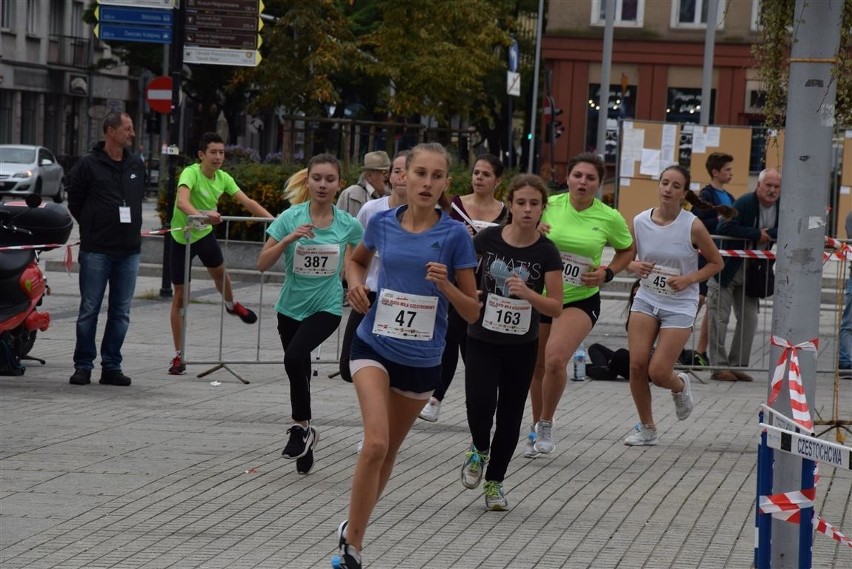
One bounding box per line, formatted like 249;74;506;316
146;76;173;114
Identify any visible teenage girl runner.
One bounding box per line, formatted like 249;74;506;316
333;143;480;569
625;164;723;445
420;154;507;422
526;152;634;457
460;173;563;510
257;154;364;475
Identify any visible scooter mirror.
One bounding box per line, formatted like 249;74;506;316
25;193;42;208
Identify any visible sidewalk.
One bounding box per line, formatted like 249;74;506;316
1;265;850;568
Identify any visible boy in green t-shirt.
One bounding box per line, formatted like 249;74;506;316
168;132;273;375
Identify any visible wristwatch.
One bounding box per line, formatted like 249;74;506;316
604;267;615;283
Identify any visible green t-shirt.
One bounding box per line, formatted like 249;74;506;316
541;193;633;304
170;163;240;245
266;202;364;319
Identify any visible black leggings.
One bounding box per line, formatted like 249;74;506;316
338;291;376;383
435;305;467;401
277;311;341;422
465;336;538;483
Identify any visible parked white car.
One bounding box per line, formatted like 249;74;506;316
0;145;65;203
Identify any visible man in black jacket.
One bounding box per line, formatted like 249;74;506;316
66;112;145;387
707;169;781;381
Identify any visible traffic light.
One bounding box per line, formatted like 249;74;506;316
549;107;564;140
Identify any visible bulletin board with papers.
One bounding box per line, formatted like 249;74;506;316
836;131;852;238
616;120;752;224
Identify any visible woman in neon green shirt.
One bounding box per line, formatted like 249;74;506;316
525;152;635;457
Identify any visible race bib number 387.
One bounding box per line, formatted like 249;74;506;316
294;243;340;276
372;289;438;341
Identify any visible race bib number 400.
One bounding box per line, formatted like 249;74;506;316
560;251;592;286
482;294;531;335
646;265;681;296
293;243;340;277
372;289;438;341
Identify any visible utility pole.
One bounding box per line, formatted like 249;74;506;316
160;0;185;298
594;0;615;167
698;0;717;126
770;0;842;566
526;0;544;173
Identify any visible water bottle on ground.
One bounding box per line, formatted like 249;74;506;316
572;343;587;381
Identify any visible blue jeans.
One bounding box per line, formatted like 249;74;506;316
840;275;852;369
74;250;140;371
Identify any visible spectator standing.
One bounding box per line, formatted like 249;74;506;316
838;211;852;378
66;112;146;387
707;168;781;381
692;152;736;363
336;151;391;217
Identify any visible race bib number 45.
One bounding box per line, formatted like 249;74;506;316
482;294;531;335
294;243;340;277
646;265;681;296
560;251;592;286
372;289;439;341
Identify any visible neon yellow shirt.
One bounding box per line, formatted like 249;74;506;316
170;163;240;245
541;193;632;303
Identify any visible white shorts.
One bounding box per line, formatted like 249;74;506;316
630;297;695;329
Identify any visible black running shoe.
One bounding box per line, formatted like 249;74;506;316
296;427;318;474
281;424;313;459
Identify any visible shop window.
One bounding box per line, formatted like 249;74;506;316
666;87;716;166
586;83;638;163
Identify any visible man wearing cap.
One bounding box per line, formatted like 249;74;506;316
336;151;390;217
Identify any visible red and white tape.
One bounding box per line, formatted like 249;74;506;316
768;336;818;431
759;489;852;548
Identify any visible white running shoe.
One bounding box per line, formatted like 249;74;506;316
461;444;489;489
483;481;509;511
522;425;539;458
673;372;694;421
624;423;659;446
533;420;555;454
419;397;441;422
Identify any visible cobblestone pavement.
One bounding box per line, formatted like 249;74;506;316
1;248;850;567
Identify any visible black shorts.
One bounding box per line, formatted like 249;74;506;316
349;334;441;397
170;232;224;285
539;292;601;326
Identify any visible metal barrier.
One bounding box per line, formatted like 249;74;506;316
175;214;343;384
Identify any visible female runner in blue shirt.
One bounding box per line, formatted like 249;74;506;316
333;143;481;569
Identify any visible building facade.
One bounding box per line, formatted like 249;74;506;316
543;0;764;180
0;0;137;159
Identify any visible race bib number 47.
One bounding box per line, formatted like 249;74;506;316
294;243;340;277
372;289;438;341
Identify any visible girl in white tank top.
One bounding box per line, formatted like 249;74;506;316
623;165;724;447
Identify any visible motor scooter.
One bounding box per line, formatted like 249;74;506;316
0;194;72;375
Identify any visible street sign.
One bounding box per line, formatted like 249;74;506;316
184;46;261;67
185;30;259;50
98;0;175;8
95;24;172;44
507;71;521;97
186;0;258;13
146;76;173;114
762;423;852;470
96;6;173;26
183;0;263;67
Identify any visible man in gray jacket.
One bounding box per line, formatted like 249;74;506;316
707;168;781;382
336;151;390;217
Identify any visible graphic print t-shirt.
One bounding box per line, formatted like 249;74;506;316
468;226;562;345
